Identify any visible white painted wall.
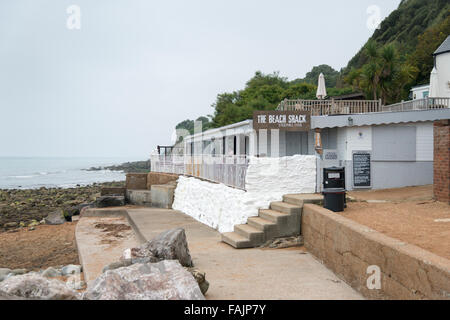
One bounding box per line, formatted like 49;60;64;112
172;155;317;233
416;122;434;161
344;126;372;160
436;53;450;98
411;85;430;100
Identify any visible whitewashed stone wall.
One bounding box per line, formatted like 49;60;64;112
172;155;316;233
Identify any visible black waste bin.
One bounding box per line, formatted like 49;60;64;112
323;167;345;189
323;188;346;212
323;166;347;208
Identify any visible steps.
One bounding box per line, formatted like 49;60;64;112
221;193;323;249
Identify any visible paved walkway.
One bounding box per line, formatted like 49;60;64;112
126;207;363;300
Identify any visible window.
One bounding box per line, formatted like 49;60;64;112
233;136;237;155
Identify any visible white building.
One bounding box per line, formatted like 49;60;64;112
410;84;430;100
433;35;450;98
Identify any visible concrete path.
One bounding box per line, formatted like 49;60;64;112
127;207;363;300
76;216;139;285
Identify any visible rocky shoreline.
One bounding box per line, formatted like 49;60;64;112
0;181;124;233
86;160;150;173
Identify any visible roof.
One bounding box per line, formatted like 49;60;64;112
433;35;450;56
331;92;365;101
312;109;450;129
185;120;253;141
410;84;429;91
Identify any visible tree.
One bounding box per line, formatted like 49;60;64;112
294;65;340;88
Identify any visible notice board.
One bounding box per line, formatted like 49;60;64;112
352;151;372;188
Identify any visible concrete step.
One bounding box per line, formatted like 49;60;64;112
283;194;323;206
234;224;265;245
247;216;277;231
270;201;302;215
221;232;254;249
259;209;290;224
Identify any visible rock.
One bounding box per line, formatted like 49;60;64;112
4;222;18;228
187;268;209;295
61;265;82;276
44;210;66;225
11;269;27;276
28;220;39;227
0;273;80;300
102;260;133;273
94;196;125;208
84;260;204;300
261;236;304;249
140;228;193;267
0;290;21;300
67;280;86;291
0;268;11;282
42;267;62;278
120;247;153;261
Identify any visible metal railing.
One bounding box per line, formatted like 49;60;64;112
277;99;382;115
381;97;450;112
277;97;450;115
151;154;249;190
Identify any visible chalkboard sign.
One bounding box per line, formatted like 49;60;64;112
353;151;372;188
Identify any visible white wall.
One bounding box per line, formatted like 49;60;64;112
344;126;372;160
416;122;434;161
172;155;317;233
436;53;450;98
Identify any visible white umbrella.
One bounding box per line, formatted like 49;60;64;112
316;73;327;100
429;67;439;98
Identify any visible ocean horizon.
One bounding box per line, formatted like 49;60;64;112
0;157;143;189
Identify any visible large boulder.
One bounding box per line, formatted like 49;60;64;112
94;196;125;208
140;228;193;267
0;273;80;300
44;210;66;225
84;260;204;300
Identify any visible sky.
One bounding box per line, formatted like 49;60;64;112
0;0;401;158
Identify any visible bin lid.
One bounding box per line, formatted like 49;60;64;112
324;167;345;171
322;188;346;193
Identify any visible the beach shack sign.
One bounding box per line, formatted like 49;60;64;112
253;111;311;131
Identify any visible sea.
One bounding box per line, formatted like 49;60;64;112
0;157;140;190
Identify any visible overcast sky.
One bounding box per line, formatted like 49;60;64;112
0;0;401;158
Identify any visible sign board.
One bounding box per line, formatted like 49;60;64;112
253;111;311;131
352;151;372;188
323;150;338;161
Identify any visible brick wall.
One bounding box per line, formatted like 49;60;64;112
434;120;450;204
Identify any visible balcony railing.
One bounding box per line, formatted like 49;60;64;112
381;97;450;113
277;99;382;115
277;97;450;115
150;154;249;190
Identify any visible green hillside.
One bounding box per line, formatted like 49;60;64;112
344;0;450;74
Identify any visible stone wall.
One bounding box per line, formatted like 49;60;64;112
302;204;450;300
434;120;450;204
125;173;148;190
147;172;179;190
